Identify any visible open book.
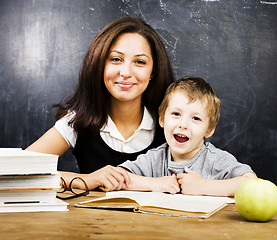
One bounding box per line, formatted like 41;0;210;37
76;191;233;218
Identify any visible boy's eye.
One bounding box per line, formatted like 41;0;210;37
172;112;180;117
193;116;201;121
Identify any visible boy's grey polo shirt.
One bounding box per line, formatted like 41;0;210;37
119;142;254;180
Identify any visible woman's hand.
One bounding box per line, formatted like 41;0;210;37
62;165;130;192
84;165;131;191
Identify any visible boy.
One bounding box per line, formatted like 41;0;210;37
118;77;256;196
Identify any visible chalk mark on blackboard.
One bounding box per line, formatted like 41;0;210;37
260;1;277;4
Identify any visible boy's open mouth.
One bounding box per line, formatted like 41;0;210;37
174;134;189;143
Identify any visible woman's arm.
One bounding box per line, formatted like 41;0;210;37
26;127;70;156
177;167;257;197
60;166;130;191
26;127;130;191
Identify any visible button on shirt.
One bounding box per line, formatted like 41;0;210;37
54;107;155;153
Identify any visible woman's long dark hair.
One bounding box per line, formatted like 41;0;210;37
54;16;174;135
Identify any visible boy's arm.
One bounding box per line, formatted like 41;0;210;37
119;168;180;194
177;167;257;197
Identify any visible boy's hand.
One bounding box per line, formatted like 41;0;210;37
176;167;205;195
150;175;180;194
120;172;180;194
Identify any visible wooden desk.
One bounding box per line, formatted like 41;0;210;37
0;191;276;240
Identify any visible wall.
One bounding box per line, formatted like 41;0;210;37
0;0;276;183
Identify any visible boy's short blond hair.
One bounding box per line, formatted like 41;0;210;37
159;76;221;133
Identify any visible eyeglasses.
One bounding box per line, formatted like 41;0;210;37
57;177;89;200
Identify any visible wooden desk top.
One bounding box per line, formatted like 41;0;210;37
0;191;276;240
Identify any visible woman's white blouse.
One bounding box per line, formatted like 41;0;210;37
54;107;155;153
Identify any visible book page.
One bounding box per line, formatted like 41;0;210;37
83;191;232;213
0;148;57;157
0;148;59;175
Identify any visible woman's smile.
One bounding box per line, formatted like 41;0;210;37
116;81;136;89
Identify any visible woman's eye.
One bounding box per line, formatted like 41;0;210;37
136;60;146;65
111;57;121;62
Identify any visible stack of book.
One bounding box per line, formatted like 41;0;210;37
0;148;68;213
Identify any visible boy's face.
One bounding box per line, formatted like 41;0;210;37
159;91;214;162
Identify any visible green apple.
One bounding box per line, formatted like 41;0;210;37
235;178;277;222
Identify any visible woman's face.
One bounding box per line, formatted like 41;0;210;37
104;33;153;104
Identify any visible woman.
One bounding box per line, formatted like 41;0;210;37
26;17;175;191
